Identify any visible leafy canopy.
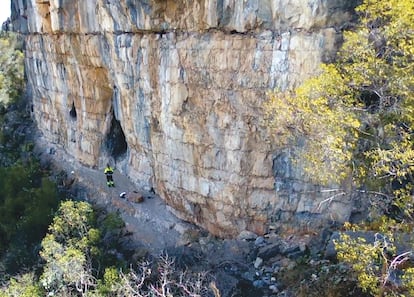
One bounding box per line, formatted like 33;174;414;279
265;0;414;194
0;161;60;273
266;0;414;295
0;273;43;297
0;32;24;105
40;201;101;294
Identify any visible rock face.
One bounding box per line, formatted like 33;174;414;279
12;0;359;237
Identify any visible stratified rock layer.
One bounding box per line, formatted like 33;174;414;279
13;0;358;237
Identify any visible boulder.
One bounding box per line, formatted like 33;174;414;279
257;242;283;261
127;191;145;203
237;230;258;241
325;231;376;260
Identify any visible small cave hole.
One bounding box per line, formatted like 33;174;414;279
360;90;380;112
105;111;128;161
69;102;77;119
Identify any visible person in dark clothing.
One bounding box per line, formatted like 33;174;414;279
104;164;115;187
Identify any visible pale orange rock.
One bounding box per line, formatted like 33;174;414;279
16;0;359;237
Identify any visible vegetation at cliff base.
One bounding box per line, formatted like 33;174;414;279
0;29;217;297
266;0;414;296
266;0;414;190
0;163;60;271
0;32;24;105
1;200;216;297
0;31;63;275
2;0;414;295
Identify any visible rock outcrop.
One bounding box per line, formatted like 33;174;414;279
11;0;359;237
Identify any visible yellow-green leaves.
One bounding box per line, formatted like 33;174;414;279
264;65;360;185
0;33;24;104
266;2;414;293
265;0;414;190
367;133;414;181
335;219;414;297
0;273;43;297
335;233;384;296
40;201;101;294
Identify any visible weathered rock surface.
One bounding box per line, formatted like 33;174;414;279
12;0;359;237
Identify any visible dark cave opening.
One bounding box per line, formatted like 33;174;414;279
105;111;128;161
69;102;77;119
360;90;380;112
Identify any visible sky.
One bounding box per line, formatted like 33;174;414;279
0;0;10;24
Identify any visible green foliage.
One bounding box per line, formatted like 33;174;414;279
0;273;43;297
335;220;414;297
99;211;125;236
265;1;414;296
0;162;60;272
0;33;24;105
265;0;414;192
38;202;215;297
265;64;360;184
97;212;126;260
0;65;60;272
336;235;384;296
281;261;368;297
0;28;61;275
96;267;120;296
0;199;215;297
40;201;101;294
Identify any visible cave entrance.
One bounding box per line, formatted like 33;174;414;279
69;102;77;119
104;110;128;162
360;90;380;112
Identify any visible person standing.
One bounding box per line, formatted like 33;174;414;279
104;163;115;187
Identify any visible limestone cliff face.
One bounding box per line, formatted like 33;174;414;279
12;0;358;237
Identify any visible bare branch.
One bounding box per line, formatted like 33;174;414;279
315;192;347;211
382;251;412;288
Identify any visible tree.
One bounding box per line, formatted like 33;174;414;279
0;273;43;297
0;32;24;105
265;0;414;295
335;219;414;297
38;200;218;297
99;255;218;297
265;0;414;210
0;163;60;273
39;201;101;296
0;30;61;274
265;64;360;185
